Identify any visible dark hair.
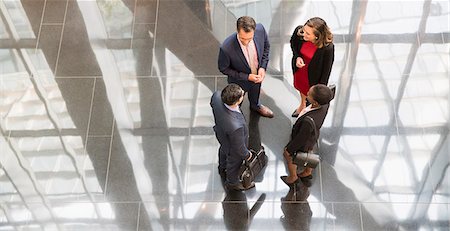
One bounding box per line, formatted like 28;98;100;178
304;17;333;48
237;16;256;33
221;84;244;105
310;84;332;105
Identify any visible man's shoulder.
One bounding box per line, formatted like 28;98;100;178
221;33;237;47
211;90;222;106
254;24;268;41
256;23;265;31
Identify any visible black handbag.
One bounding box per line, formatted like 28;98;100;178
292;116;321;168
293;152;321;168
239;147;268;188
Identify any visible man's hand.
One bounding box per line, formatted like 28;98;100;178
248;74;262;83
248;68;266;83
296;57;305;68
257;68;266;83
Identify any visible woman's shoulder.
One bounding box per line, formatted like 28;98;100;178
316;42;334;52
324;42;334;49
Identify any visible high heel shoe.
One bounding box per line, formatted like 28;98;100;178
280;176;300;187
291;109;300;118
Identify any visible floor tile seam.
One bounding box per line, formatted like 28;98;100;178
100;75;225;79
149;0;159;76
319;163;324;202
331;203;336;228
210;156;215;201
7;130;105;136
86;134;113;138
320;201;450;205
41;22;64;26
117;75;228;78
135;202;141;231
359;203;364;231
49;75;226;78
52;76;103;78
53;0;69;76
83;79;96;142
320;201;379;205
8;200;449;205
1;200;139;204
133;22;155;26
131;198;316;203
47;201;143;204
102;119;114;200
35;0;47;51
129;0;137;50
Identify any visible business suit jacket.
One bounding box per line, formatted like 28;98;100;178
290;25;334;86
285;104;329;155
218;23;270;82
210;91;250;183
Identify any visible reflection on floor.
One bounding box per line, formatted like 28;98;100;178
1;0;449;230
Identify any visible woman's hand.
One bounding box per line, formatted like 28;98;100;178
296;57;305;68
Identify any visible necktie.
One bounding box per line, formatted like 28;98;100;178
247;44;257;75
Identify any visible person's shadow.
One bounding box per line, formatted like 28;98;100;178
248;109;262;152
280;183;313;230
222;190;266;230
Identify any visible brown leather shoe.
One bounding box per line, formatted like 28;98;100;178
253;105;274;118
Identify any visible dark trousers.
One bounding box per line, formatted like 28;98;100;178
228;78;261;110
214;126;243;184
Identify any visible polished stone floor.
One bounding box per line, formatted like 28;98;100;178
1;0;449;230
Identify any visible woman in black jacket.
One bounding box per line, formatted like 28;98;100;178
290;17;334;117
281;84;333;187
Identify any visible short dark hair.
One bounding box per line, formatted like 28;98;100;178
237;16;256;33
221;84;244;105
310;84;332;105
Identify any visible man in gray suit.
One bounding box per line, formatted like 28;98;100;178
211;84;254;191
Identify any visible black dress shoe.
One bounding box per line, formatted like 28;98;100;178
280;176;300;187
291;109;299;118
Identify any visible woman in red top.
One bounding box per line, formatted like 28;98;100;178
290;17;334;117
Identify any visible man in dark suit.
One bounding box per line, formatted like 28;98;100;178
218;16;273;118
211;84;254;191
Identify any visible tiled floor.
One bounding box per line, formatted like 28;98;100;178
1;0;449;230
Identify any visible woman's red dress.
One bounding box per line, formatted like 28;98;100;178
293;41;317;95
